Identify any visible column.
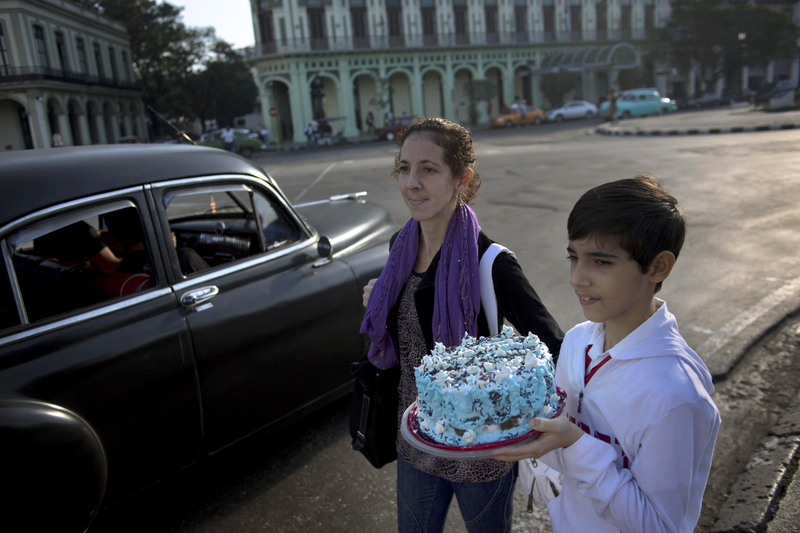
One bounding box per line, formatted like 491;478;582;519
532;75;543;108
742;66;749;90
338;66;359;138
790;58;799;88
290;65;309;144
95;113;108;144
122;115;133;138
766;61;774;83
27;95;50;149
584;71;596;106
688;67;696;96
410;61;425;119
57;112;74;146
78;113;91;145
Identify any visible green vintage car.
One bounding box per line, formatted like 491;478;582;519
600;88;676;119
197;129;266;158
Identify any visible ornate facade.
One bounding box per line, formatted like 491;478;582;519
0;0;146;150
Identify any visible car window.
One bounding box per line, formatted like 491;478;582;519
8;204;154;324
0;256;21;331
165;185;300;277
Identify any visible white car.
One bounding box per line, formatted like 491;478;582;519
545;100;598;122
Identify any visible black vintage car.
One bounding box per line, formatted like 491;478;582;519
0;145;395;532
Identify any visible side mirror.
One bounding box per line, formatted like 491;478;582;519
317;236;332;258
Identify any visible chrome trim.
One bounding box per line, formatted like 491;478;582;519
0;186;143;238
2;239;27;325
8;200;137;248
180;286;219;307
0;288;173;349
163;183;251;209
151;174;312;241
293;191;368;208
171;235;317;291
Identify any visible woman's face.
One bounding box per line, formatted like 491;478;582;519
396;133;467;227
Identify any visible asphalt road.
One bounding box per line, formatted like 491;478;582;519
89;119;800;532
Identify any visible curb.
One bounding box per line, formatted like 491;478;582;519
711;392;800;532
595;123;800;136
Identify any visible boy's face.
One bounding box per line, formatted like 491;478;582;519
567;235;657;339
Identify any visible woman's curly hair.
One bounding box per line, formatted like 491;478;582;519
392;117;482;205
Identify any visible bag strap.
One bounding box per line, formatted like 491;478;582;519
479;243;515;336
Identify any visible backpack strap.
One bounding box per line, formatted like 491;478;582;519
479;243;515;336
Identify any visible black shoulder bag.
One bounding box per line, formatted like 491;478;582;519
349;354;401;469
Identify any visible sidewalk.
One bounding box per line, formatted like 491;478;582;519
596;106;800;137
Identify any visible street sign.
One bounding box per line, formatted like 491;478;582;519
269;107;277;117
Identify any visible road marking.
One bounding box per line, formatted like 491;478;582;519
293;162;336;203
697;275;800;357
687;325;715;335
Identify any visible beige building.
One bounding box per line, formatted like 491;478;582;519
245;0;799;144
0;0;146;150
245;0;667;143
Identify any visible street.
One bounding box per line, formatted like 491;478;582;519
89;120;800;532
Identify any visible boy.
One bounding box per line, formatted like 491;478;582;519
496;175;720;532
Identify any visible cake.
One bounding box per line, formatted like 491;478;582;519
413;325;561;447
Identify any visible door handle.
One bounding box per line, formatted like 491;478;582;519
180;286;219;307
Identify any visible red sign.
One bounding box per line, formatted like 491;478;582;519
269;107;278;117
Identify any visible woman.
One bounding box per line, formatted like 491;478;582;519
361;117;563;533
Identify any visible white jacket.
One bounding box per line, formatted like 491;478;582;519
541;300;720;532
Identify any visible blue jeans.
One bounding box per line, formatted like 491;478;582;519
397;455;517;533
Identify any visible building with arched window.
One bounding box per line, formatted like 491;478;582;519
244;0;669;143
0;0;147;150
245;0;800;144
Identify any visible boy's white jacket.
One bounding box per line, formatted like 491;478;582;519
541;300;720;533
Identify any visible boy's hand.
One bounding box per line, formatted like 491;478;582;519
493;416;585;462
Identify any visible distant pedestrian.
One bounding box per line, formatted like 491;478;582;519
608;92;618;124
304;122;317;148
365;111;376;134
221;126;235;152
259;125;270;145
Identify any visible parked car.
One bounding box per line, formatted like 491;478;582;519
197;128;266;157
491;107;546;128
599;88;673;119
684;92;730;109
377;115;415;141
545;100;598;122
754;80;798;106
0;144;396;533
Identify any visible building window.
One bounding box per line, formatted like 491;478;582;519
121;50;132;80
542;0;555;40
387;0;404;46
569;0;581;37
484;0;497;43
0;25;10;76
93;42;104;78
55;32;69;72
421;0;437;45
620;0;631;32
108;46;118;83
33;25;49;69
644;0;654;30
76;38;88;74
596;0;607;38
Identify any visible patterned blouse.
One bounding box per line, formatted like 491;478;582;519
394;272;515;484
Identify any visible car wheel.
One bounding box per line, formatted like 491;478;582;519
386;132;395;141
622;111;631;120
239;147;253;158
534;117;541;125
505;120;514;128
585;111;594;119
555;114;563;123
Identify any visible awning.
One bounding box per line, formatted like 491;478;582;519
527;42;641;75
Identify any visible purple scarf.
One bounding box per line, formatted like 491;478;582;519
360;203;482;369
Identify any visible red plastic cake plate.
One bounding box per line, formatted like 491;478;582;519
401;388;566;459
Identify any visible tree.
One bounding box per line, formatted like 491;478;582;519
540;71;579;108
71;0;257;136
661;0;798;93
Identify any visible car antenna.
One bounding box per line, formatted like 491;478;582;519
146;104;196;145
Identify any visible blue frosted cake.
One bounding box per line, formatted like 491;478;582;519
414;325;560;446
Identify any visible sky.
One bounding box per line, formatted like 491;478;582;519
169;0;256;49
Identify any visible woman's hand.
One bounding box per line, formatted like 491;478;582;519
363;278;377;308
493;416;585;462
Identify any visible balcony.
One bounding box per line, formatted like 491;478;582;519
242;29;654;59
0;66;140;91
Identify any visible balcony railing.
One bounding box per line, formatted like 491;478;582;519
0;66;140;90
242;29;652;59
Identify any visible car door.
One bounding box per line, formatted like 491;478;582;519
152;176;364;452
565;102;581;119
0;189;201;509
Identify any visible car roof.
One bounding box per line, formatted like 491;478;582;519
0;144;269;225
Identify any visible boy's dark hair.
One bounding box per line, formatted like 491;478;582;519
568;174;685;293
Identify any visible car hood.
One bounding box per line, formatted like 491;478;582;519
294;198;397;256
